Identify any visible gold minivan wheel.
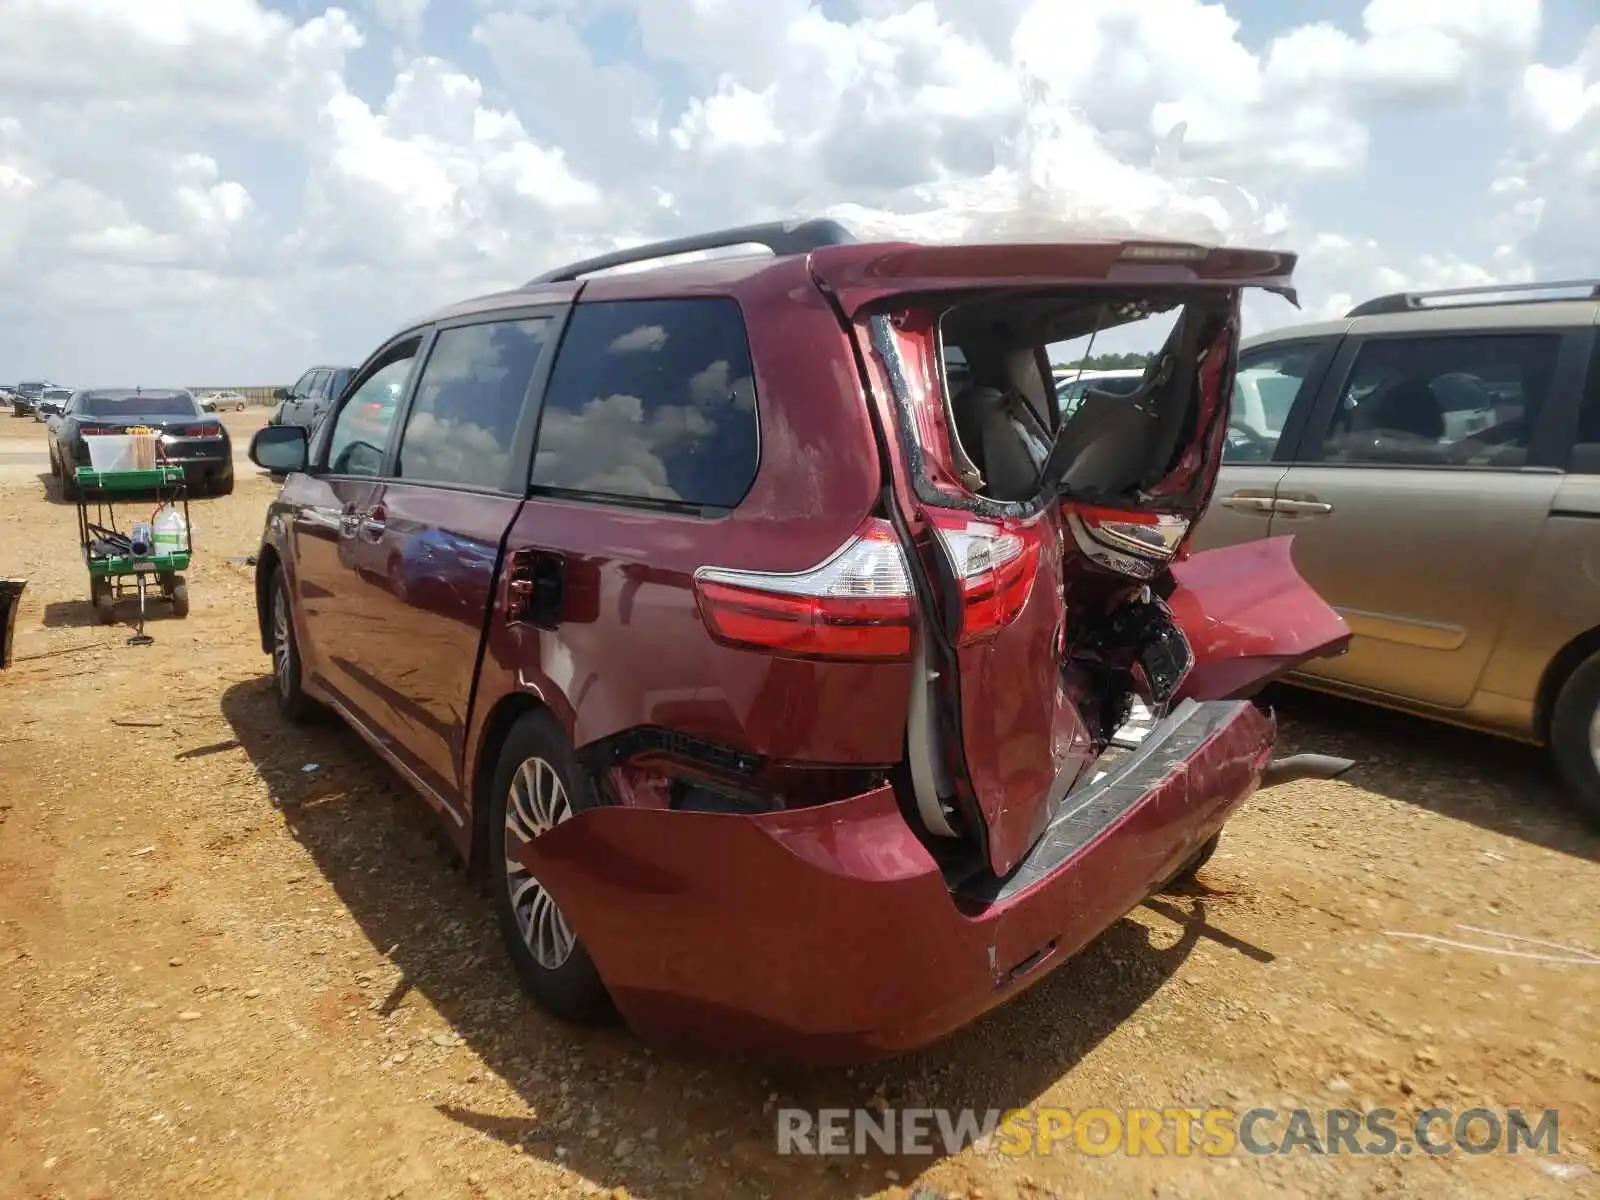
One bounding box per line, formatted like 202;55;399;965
1550;650;1600;824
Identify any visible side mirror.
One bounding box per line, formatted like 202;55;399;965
249;424;310;474
274;386;292;402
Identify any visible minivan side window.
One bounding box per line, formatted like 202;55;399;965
324;345;419;477
530;298;760;508
1224;342;1326;463
1572;337;1600;474
290;369;318;399
397;317;555;488
1311;334;1561;467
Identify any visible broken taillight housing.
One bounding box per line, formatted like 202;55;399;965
693;517;915;661
926;512;1043;644
1065;506;1190;581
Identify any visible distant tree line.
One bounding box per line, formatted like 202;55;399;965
1050;352;1152;372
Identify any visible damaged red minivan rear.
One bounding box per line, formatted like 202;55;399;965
250;219;1353;1064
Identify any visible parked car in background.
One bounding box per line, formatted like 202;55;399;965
1053;366;1146;394
11;381;51;417
247;220;1352;1063
1189;278;1600;819
1053;368;1150;421
271;365;353;431
47;387;234;498
199;390;249;412
35;387;72;421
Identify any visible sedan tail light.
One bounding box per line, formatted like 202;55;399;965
79;425;119;436
171;424;224;438
1065;505;1190;581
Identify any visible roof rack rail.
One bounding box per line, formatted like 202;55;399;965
525;218;859;286
1346;278;1600;318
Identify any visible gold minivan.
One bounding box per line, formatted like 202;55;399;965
1190;279;1600;820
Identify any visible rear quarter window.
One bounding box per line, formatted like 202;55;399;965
530;297;759;509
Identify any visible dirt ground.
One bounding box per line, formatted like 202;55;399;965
1;409;1597;1200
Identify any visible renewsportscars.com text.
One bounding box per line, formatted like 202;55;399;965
776;1106;1561;1158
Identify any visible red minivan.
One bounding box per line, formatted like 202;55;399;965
248;221;1353;1063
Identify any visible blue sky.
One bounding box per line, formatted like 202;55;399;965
1;0;1596;381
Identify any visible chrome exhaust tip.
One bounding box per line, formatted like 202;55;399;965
1259;753;1356;789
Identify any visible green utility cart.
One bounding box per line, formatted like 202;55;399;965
74;464;192;644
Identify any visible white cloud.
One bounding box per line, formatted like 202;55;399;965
1245;232;1535;333
1492;28;1600;275
532;391;716;500
289;55;604;272
609;325;669;354
0;0;1580;382
369;0;430;40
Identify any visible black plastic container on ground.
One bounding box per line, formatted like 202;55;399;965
0;578;25;669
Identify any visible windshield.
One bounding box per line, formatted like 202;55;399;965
81;394;199;418
44;389;71;400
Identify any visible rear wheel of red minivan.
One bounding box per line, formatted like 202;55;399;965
487;710;611;1022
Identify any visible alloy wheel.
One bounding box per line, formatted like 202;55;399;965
272;586;293;699
1588;703;1600;777
503;756;577;970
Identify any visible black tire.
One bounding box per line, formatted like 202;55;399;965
487;709;611;1022
1156;831;1221;893
268;568;317;724
61;468;79;501
1549;650;1600;824
169;576;189;619
211;469;235;497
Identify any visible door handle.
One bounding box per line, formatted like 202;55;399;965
1275;498;1333;515
1219;493;1277;514
359;505;387;539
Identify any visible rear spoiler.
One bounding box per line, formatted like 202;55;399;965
810;240;1299;312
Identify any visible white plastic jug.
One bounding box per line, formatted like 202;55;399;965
152;502;189;557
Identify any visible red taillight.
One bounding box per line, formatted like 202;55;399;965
693;518;914;661
926;512;1043;644
1065;505;1190;581
172;424;222;438
80;425;117;436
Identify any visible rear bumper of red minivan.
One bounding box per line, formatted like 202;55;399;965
518;698;1275;1064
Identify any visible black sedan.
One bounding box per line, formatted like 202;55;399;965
11;381;47;417
47;389;234;499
